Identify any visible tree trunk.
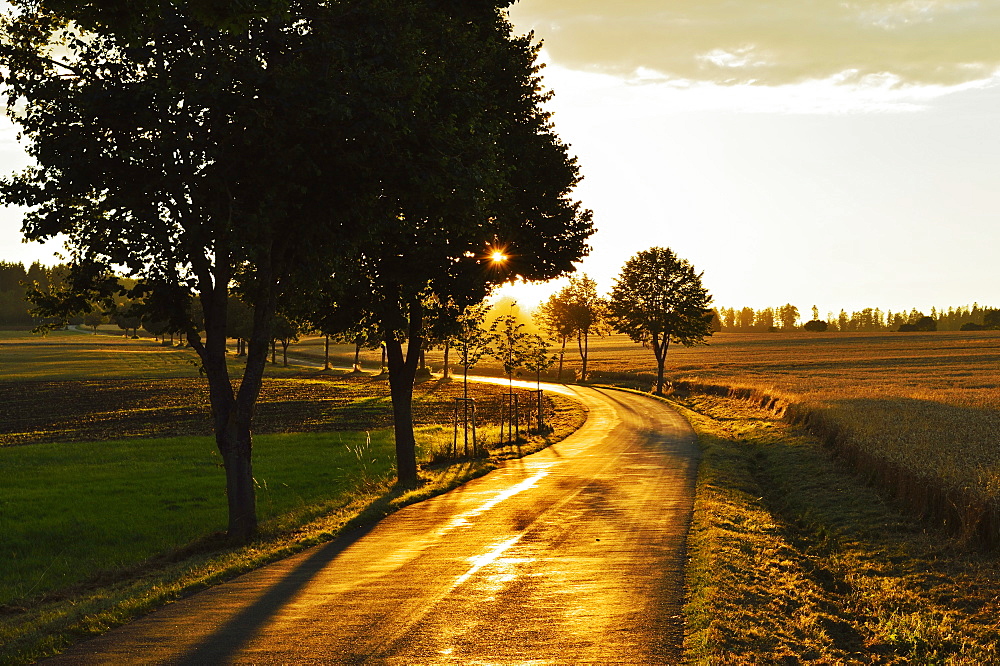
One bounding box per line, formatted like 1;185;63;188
281;340;289;366
383;299;423;486
577;328;589;381
190;257;276;543
651;332;670;395
442;340;450;379
353;341;361;371
463;344;470;399
216;415;257;542
324;334;331;370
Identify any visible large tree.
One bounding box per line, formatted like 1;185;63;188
608;247;714;395
0;0;436;540
297;7;593;484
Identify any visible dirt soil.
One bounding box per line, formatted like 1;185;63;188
0;374;563;446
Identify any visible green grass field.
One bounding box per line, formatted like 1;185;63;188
0;430;396;607
1;330;205;380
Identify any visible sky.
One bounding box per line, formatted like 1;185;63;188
497;0;1000;316
2;1;1000;318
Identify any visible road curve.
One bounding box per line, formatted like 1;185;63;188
47;383;700;665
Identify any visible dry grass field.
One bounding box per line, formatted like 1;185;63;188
579;330;1000;548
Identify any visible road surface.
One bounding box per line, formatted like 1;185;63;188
47;383;700;664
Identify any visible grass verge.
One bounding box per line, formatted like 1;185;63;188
677;393;1000;664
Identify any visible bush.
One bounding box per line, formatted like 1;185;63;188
803;319;828;332
900;316;936;332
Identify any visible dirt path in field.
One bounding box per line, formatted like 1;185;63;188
45;383;700;664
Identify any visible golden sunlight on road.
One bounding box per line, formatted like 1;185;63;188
47;385;699;664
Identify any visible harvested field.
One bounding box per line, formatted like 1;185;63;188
0;374;567;447
679;392;1000;663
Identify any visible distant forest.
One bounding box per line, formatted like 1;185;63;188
0;261;66;327
715;303;1000;333
1;261;148;333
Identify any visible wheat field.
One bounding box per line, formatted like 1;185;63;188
580;330;1000;547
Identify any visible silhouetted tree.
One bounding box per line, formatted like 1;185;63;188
290;9;593;485
488;311;530;389
608;247;713;395
450;302;491;399
82;308;106;334
1;0;496;539
542;274;608;381
755;307;775;332
272;314;303;366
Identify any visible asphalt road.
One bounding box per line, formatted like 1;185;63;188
47;383;700;665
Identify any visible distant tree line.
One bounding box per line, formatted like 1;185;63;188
715;303;1000;333
0;261;82;328
0;261;45;326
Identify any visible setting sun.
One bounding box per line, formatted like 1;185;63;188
490;250;507;263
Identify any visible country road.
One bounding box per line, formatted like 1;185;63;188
47;382;700;665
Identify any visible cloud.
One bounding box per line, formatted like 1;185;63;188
508;0;1000;86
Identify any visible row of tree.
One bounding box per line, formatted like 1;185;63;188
1;0;592;541
715;304;1000;333
0;261;47;326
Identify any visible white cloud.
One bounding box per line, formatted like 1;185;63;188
509;0;1000;87
538;53;1000;115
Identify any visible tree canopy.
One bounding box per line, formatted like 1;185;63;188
532;274;609;381
608;247;713;395
287;8;593;484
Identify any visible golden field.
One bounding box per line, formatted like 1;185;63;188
579;330;1000;547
